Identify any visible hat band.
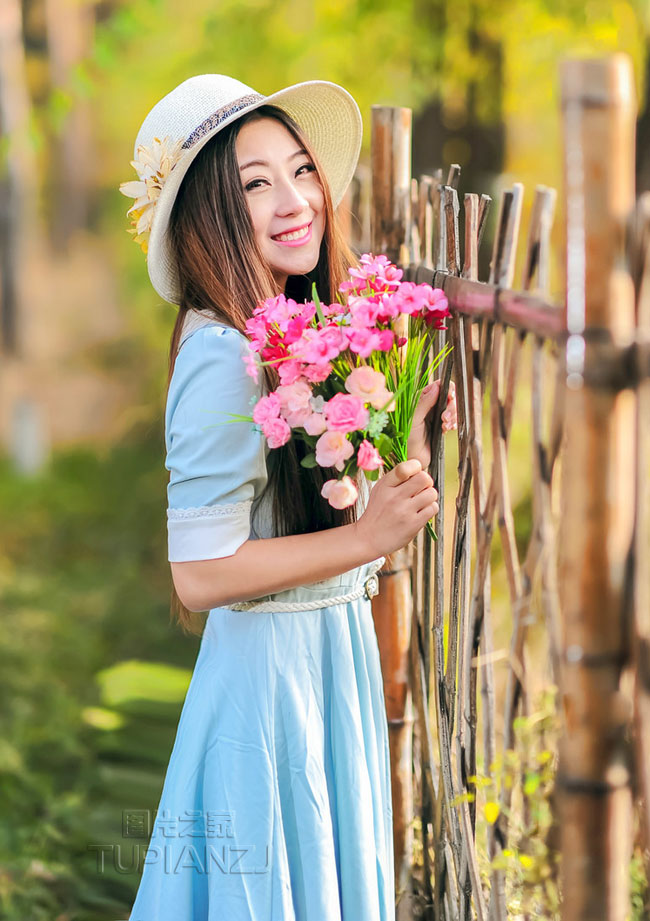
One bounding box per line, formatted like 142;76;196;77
182;92;265;149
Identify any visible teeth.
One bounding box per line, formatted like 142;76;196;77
275;225;309;242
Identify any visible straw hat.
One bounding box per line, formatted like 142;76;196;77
119;74;363;305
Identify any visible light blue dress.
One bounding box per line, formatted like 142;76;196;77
128;313;395;921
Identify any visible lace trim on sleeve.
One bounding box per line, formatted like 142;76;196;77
167;500;252;520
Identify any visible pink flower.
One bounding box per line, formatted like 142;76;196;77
376;292;401;322
294;325;345;364
284;315;308;344
252;393;281;425
303;361;332;383
357;439;384;471
315;430;354;470
323;393;369;433
359;253;403;286
394;282;431;316
344;366;394;410
323;301;343;318
303;412;327;435
319;323;348;355
276;380;313;428
321;476;359;510
244;315;268;349
243;352;260;382
261;416;291;448
377;329;395;351
348;296;382;328
278;359;304;385
262;294;300;331
347;327;382;358
422;287;450;328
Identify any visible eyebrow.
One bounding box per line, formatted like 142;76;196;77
239;148;309;172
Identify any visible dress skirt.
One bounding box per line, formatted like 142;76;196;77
128;561;395;921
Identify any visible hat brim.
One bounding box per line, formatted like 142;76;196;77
146;80;363;306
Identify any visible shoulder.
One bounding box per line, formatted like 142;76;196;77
172;323;254;392
166;323;260;429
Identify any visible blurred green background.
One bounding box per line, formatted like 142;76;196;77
0;1;649;917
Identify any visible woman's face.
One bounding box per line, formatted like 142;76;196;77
235;117;326;292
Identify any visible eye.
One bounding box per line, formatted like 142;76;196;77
244;178;269;192
297;163;317;177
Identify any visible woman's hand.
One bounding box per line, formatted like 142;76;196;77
355;459;439;558
406;378;457;469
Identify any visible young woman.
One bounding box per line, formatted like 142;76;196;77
120;74;456;921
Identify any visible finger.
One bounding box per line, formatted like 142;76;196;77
412;380;441;426
414;489;439;516
399;471;435;498
391;459;422;484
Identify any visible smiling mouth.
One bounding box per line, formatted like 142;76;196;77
271;222;312;243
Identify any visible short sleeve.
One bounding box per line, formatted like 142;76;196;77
164;324;268;562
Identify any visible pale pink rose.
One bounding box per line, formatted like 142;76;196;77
261;416;291;448
315;430;354;470
357;439;385;471
323;393;369;433
303;412;327;435
345;366;394;410
276;380;312;414
252;393;281;425
321;476;359;510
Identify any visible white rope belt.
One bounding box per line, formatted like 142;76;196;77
228;569;382;613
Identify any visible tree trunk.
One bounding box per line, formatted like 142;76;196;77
0;0;35;354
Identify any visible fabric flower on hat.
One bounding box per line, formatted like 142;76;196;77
119;135;185;254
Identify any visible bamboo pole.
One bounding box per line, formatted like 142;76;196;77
631;193;650;901
559;55;637;921
369;105;415;905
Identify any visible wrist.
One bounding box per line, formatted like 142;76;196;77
347;518;381;567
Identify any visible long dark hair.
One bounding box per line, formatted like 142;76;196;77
166;104;361;633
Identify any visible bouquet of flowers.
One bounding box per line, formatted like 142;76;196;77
225;253;452;540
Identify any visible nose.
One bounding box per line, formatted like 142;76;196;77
275;174;310;216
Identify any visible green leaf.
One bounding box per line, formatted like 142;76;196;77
311;282;327;327
375;433;393;456
300;453;318;468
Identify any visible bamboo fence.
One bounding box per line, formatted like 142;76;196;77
360;53;650;921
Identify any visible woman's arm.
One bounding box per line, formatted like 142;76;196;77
171;459;439;612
